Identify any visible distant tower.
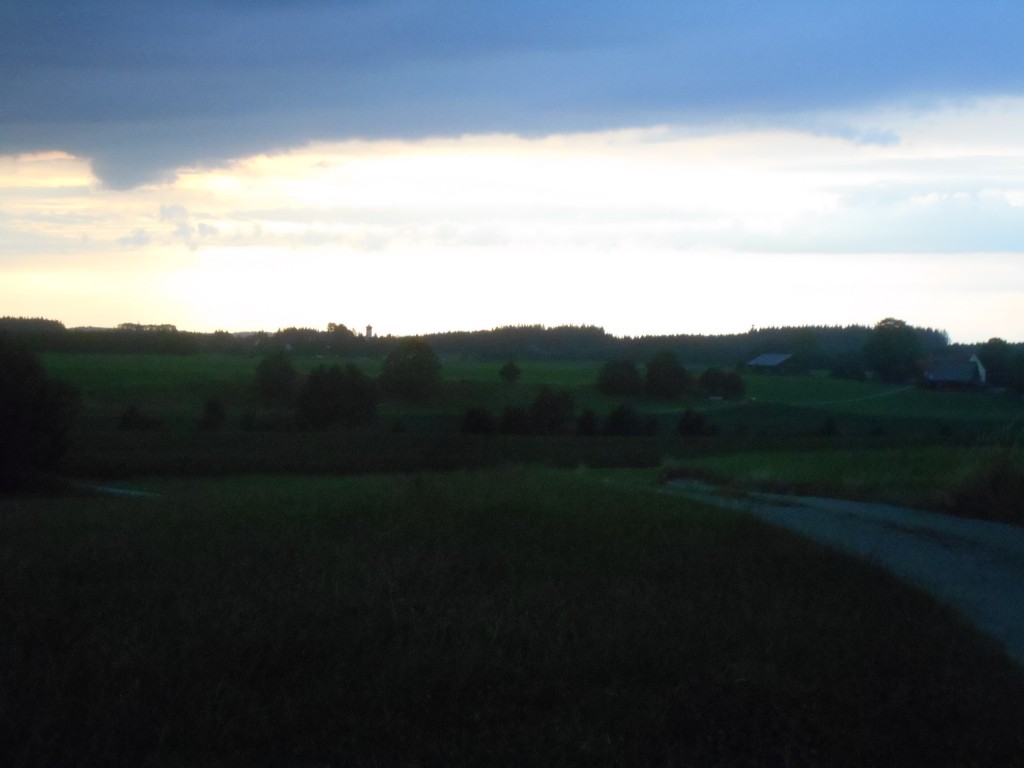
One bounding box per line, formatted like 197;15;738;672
365;325;373;339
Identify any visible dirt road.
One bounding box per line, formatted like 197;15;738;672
666;480;1024;666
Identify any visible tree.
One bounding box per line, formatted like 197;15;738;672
326;323;360;355
296;364;376;429
830;352;867;381
697;367;745;400
645;350;693;399
863;318;924;383
977;338;1017;389
498;360;522;385
0;334;78;489
256;350;297;402
527;387;575;435
378;339;442;402
597;360;643;396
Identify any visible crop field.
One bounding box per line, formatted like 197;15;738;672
4;468;1024;767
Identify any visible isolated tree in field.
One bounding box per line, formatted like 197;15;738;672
597;359;643;396
256;350;297;402
296;364;376;429
379;339;442;402
499;360;522;385
0;334;78;489
645;350;693;399
863;318;923;383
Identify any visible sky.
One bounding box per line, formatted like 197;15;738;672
2;1;1024;342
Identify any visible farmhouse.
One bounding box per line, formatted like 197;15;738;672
746;353;793;374
920;354;986;389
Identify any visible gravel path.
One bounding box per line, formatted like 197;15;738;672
667;480;1024;666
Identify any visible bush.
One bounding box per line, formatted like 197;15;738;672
603;404;658;436
462;408;496;435
677;408;717;437
952;451;1024;524
0;334;78;489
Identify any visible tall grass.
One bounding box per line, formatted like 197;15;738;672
952;444;1024;523
664;444;1024;523
3;469;1023;766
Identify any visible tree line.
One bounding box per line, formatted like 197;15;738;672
0;316;960;370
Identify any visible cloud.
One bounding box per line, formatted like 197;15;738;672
3;0;1024;187
159;204;188;222
118;229;151;247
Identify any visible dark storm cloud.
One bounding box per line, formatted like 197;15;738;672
3;0;1023;187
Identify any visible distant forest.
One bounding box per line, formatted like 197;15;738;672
0;315;977;369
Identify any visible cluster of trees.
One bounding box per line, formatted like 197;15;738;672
597;352;745;400
861;318;927;383
251;339;443;431
843;318;1024;390
462;390;662;438
461;390;723;440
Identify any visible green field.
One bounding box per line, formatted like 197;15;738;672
4;468;1024;767
39;354;1024;500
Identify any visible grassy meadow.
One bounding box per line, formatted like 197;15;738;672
4;468;1024;767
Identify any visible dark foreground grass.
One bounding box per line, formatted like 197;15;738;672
3;469;1024;767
